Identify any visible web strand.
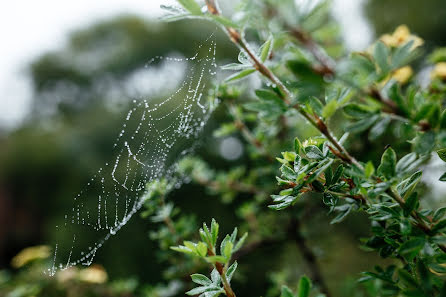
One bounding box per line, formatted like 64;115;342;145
48;34;218;276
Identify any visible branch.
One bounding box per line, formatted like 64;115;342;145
207;248;237;297
204;0;362;170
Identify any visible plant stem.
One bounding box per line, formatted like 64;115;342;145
204;0;360;169
207;248;237;297
387;188;446;253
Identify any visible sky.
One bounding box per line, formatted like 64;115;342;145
0;0;176;129
0;0;372;130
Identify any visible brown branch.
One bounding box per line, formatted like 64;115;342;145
207;248;237;297
205;0;361;170
386;188;446;253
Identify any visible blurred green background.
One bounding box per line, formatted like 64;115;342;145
0;0;445;296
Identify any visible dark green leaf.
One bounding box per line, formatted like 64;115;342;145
432;219;446;234
398;238;425;260
343;103;375;118
437;148;446;162
297;276;311;297
346;115;380;133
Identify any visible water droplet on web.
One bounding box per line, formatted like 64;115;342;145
50;32;219;275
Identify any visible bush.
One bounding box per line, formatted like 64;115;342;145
157;0;446;296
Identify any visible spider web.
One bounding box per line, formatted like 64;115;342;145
48;34;218;276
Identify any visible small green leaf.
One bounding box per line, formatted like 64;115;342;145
197;242;208;257
432;219;446;234
177;0;202;15
437;148;446;162
346;115;380;133
322;100;338;118
259;35;273;62
209;15;238;28
223;241;233;259
297;276;311;297
440;172;446;182
343;103;375;118
226;261;238;282
364;161;375;178
433;207;446;222
191;274;212;286
374;41;390;75
304;145;324;159
403;192;419;217
332;165;344;184
225;69;255;82
398;238;425;260
280;286;295;297
294;137;302;154
211;219;219;247
396;152;417;175
377;147;397;179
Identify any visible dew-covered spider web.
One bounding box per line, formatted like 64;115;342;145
48;34;218;276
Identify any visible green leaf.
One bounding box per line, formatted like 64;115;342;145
322;100;338;119
331;204;352;224
226;261;238;282
177;0;202;15
225;69;255;82
346;115;380;133
374;41;390;75
191;274;212;286
391;40;415;69
433;207;446;222
398;238;425;260
377;147;397;179
255;89;286;109
223;241;233;259
397;269;418;289
428;263;446;274
205;255;227;264
397;171;422;199
297;276;311;297
304;145;324;159
234;232;248;252
280;286;295;297
437;148;446;162
196;242;208;257
211;219;219;247
432;219;446;234
369;117;391;141
396;152;417;175
294;137;302;154
440;110;446;129
403;192;419;217
343;103;376;118
364;161;375;178
332;165;344;184
209;15;238;28
280;164;297;180
259;35;273;62
439;172;446;182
